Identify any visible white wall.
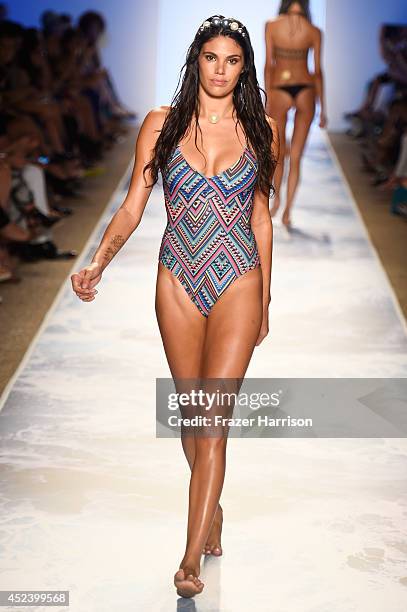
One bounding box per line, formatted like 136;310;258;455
155;1;326;106
325;0;407;131
8;0;159;118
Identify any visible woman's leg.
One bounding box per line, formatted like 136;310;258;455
155;263;207;596
21;164;50;215
176;267;263;596
155;263;205;480
17;101;66;153
283;88;315;226
267;90;291;216
64;94;100;141
6;116;47;155
155;262;224;552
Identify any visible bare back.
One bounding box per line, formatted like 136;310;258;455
265;14;320;86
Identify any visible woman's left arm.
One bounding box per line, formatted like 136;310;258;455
264;21;276;114
251;117;279;345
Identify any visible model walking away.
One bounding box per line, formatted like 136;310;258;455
264;0;327;227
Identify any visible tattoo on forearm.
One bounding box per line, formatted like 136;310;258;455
102;234;125;265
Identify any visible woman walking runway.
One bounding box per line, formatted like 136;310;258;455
264;0;327;227
71;14;278;598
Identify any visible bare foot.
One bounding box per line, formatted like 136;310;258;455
203;505;223;556
174;566;204;598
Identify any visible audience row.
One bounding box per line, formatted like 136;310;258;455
344;24;407;219
0;7;136;301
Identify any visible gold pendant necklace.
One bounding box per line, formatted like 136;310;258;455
207;104;234;124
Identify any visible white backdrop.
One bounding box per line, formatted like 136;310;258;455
155;0;326;107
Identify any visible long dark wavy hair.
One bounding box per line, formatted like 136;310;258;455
143;15;276;198
279;0;311;21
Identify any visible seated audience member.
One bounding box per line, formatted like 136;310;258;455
344;23;407;217
0;9;136;301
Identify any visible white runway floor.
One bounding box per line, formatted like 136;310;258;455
1;128;407;611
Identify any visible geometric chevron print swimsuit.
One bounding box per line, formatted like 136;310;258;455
158;143;261;317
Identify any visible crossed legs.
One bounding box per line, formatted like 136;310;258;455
155;262;263;597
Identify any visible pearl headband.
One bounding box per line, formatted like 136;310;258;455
198;15;247;37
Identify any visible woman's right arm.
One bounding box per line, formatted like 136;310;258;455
313;28;327;128
71;106;168;302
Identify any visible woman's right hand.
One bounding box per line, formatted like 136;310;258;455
71;262;102;302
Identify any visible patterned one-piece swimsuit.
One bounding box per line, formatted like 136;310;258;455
158;143;261;317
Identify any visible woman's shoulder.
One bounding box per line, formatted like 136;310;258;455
142;105;172;131
265;16;284;27
265;17;284;32
311;24;323;39
146;105;171;120
136;106;172;149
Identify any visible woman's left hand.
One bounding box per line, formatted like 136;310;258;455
319;112;328;129
255;312;270;346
